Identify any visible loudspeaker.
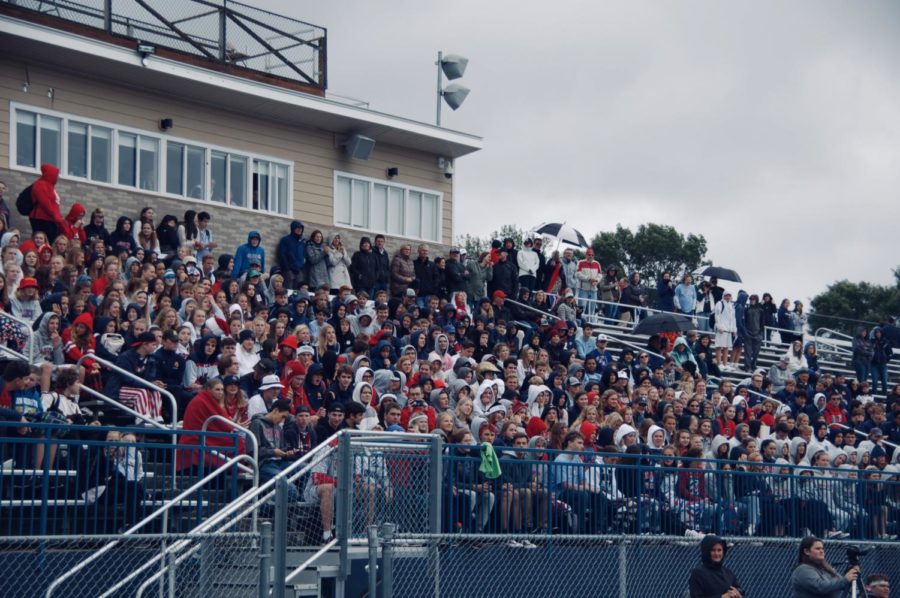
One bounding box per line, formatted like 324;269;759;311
342;134;375;160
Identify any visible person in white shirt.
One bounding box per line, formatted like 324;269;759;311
247;374;284;419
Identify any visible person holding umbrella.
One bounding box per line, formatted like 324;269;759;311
714;291;737;370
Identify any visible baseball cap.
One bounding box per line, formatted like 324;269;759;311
131;331;158;347
596;334;609;342
161;329;179;343
222;375;240;387
567;376;582;386
255;358;277;374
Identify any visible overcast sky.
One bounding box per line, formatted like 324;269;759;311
272;1;900;303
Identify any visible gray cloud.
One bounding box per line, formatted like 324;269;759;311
272;0;900;302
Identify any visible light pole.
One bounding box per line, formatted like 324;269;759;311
435;51;470;126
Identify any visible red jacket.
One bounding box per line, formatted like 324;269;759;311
177;389;246;470
30;164;65;225
62;312;97;370
64;203;87;244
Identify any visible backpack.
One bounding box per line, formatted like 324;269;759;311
16;185;34;216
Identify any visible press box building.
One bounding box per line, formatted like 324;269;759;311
0;0;482;256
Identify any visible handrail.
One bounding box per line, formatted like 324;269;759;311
615;337;665;363
201;415;259;525
503;298;563;321
706;375;777;410
284;538;339;584
107;432;346;597
1;310;36;363
45;453;258;598
548;292;712;328
815;327;853;341
77;353;178;430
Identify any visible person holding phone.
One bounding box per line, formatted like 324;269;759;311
251;399;301;499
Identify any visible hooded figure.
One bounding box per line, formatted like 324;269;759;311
29;164;66;240
29;311;64;365
688;535;742;598
232;230;265;279
109;216;138;255
64;203;87;245
350;381;380;430
276;220;306;285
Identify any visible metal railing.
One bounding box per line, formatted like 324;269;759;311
44;452;257;597
1;0;327;89
0;420;243;537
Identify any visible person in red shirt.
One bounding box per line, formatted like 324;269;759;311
63;203;87;245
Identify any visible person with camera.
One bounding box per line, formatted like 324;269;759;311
790;536;859;598
688;534;743;598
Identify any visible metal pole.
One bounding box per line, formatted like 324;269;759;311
104;0;112;34
258;522;273;598
198;536;212;598
435;51;443;126
429;435;443;598
218;1;227;61
367;525;379;598
381;523;396;598
272;478;288;598
335;433;353;596
617;539;627;598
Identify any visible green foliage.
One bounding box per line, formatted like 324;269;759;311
590;223;709;282
809;272;900;334
454;224;531;258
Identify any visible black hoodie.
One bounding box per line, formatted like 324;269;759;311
109;216;137;255
688;535;742;598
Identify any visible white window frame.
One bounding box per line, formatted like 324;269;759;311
333;170;443;243
8;102;293;218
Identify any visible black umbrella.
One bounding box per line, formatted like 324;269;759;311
632;313;695;336
533;222;589;248
701;266;742;283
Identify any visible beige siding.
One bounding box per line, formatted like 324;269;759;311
0;62;454;245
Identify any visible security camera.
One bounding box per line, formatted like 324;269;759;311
443;160;454;179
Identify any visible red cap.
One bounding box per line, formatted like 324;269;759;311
492;290;507;300
19;277;38;290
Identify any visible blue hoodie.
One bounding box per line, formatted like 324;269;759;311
232;230;266;278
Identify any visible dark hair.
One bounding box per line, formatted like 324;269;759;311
795;536;838;577
563;431;584;448
3;360;31;382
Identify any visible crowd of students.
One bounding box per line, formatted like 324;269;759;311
0;164;897;544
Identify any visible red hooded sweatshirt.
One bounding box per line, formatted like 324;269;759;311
30;164;65;226
64;203;87;244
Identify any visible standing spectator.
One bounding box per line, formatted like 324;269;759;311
688;535;743;598
531;237;547;290
465;251;492;304
489;249;517;299
560;248;578;292
620;272;648;323
714;291;737;369
760;293;777;341
445;248;468;296
675;274;698;315
0;179;9;229
276;220;306;289
599;265;620;322
326;233;351;293
574;249;601;318
305;230;328;291
743;294;765;371
730;290;747;370
516;238;539;291
777;299;795;344
413;244;438;304
542;250;563;294
390;244;415;298
372;235;391;295
870;327;893;395
155;214;180;256
194;211;217;262
232;230;265;280
350;236;378;296
791;301;807;341
851;327;874;387
656;271;675;312
28;164;67;241
790;536;858;597
63;203;87;246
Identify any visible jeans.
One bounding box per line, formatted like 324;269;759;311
870;364;888;394
260;460;301;502
744;334;762;371
853;359;871;385
577;289;597;317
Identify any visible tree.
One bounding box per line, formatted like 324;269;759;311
809;269;900;334
590;223;709;282
455;224;530;258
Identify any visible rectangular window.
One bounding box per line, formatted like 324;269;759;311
15;110;36;168
39;115;62;167
67;122;88;178
186;146;205;199
229;155;247;208
334;173;442;242
10;103;291;216
90;126;112;183
118;132;136;187
166;142;184;195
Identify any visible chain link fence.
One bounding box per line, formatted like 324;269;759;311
385;533;900;598
0;531;260;597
